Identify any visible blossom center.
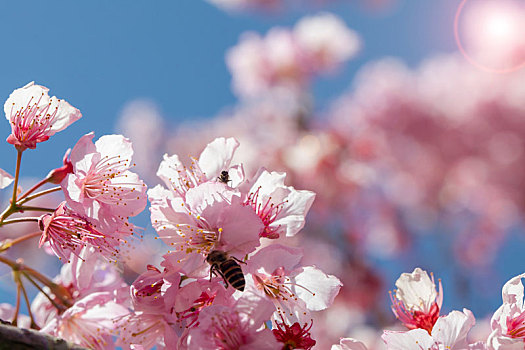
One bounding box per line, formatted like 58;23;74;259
174;223;220;255
210;311;245;349
245;187;287;238
176;291;216;329
82;155;131;204
9;94;58;143
507;311;525;338
170;157;207;196
272;317;316;350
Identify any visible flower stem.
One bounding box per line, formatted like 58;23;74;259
0;231;42;253
23;272;66;313
17;273;39;329
11;150;23;209
0;217;39;227
16;206;55;213
17;177;50;202
17;186;61;206
0;150;23;223
0;255;72;308
12;277;21;327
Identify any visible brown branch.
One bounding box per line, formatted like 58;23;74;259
0;321;88;350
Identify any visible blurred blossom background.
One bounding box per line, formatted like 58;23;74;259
1;0;525;348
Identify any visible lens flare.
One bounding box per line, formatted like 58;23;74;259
454;0;525;74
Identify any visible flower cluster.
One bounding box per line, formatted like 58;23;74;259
120;136;341;348
227;13;361;97
330;267;525;349
0;82;341;349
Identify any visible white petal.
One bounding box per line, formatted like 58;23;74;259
382;329;435;350
395;267;437;313
0;168;14;189
95;134;133;169
332;338;369;350
272;188;316;237
431;309;475;348
198;137;239;180
294;266;342;311
157;153;184;190
4;82;81;133
501;273;525;309
249;169;286;197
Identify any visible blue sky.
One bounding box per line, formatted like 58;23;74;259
0;0;460;177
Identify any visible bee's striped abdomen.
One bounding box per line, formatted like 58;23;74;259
220;259;245;292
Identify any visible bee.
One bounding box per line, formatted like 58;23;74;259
206;250;245;292
218;170;230;184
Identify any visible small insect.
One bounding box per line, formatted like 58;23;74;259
206;250;245;292
218;170;230;184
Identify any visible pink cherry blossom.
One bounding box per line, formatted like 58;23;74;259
4;82;81;151
382;309;476;350
294;13;361;73
227;15;358;98
390;267;443;333
244;169;315;239
331;338;369;350
185;292;279;349
130;265;176;314
40;292;129;350
227;28;307;97
272;315;316;350
31;248;129;328
118;311;179;350
156;137;243;199
245;244;341;323
487;273;525;349
149;181;263;263
62;132;147;229
172;277;234;330
0;303;30;328
130;259;182;314
38;202;127;262
46;149;73;184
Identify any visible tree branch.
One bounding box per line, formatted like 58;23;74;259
0;321;88;350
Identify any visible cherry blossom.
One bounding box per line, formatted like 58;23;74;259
0;303;30;328
245;244;341;323
119;260;183;349
185;292;279;349
243;169;315;239
130;264;180;314
390;267;443;333
38;202;127;262
31;248;129;328
227;28;305;97
61;132;147;229
226;14;358;98
172;278;233;330
149;181;263;264
487;273;525;349
156;137;244;199
331;338;369;350
46;149;73;184
382;309;476;350
294;13;361;73
4;82;81;151
40;292;129;350
118;311;179;350
272;315;316;350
